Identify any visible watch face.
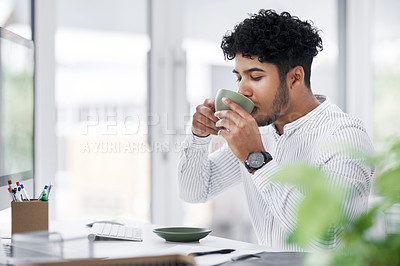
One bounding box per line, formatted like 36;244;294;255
248;152;265;168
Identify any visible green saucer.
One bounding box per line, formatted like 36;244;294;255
153;227;212;242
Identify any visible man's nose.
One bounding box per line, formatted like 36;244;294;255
238;82;252;98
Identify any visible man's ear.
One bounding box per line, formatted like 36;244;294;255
288;66;305;89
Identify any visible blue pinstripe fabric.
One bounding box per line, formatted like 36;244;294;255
178;96;374;251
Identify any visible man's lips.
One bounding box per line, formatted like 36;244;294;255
251;106;258;116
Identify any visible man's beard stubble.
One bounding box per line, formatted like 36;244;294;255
255;81;289;127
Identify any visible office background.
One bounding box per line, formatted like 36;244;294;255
0;0;399;243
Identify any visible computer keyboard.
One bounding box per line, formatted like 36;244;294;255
88;223;143;242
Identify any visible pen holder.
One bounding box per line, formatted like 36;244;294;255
11;200;49;236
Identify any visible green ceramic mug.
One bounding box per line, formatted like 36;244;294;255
215;89;254;114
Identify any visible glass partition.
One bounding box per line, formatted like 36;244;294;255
372;0;400;151
0;0;32;221
54;0;150;221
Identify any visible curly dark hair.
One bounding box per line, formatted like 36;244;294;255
221;9;323;88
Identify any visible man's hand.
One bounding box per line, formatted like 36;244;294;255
215;97;265;163
192;98;220;137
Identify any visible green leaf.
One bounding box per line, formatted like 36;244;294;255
272;164;325;186
375;166;400;205
351;207;378;234
291;186;344;247
389;137;400;160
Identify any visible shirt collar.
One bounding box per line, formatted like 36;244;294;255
272;95;330;136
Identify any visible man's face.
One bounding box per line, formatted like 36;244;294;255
233;54;289;127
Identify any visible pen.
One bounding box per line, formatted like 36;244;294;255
8;187;16;202
189;249;235;257
16;182;24;201
20;184;30;201
37;185;48;200
12;188;20;202
47;183;53;199
40;189;48;201
17;187;24;201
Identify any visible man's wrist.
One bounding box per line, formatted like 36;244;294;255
191;131;212;146
244;151;273;174
191;127;211;138
192;131;210;138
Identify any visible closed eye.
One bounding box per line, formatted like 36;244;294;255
251;76;263;81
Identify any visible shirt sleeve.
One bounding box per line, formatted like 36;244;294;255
250;123;374;247
319;124;374;222
251;160;305;233
178;132;242;203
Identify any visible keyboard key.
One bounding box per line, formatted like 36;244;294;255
126;227;133;238
102;223;112;235
110;225;119;236
118;226;126;237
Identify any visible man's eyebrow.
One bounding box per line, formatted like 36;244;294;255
232;68;265;74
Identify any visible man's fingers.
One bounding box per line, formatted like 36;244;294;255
214;109;241;125
206;128;219;135
193;120;219;135
215;118;235;132
221;97;250;118
196;103;219;123
203;98;216;108
195;112;219;132
192;98;222;136
217;128;230;138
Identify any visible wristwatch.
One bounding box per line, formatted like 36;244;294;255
244;151;273;173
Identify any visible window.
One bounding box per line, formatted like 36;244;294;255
372;0;400;151
0;0;32;222
0;0;31;39
54;0;150;221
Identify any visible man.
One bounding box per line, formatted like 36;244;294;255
178;9;374;251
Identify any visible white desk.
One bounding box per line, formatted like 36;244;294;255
1;219;275;265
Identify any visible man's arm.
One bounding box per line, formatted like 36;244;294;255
319;125;374;223
252;124;374;247
178;133;242;203
251;160;305;233
178;97;242;203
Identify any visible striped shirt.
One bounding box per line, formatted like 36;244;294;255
178;96;374;251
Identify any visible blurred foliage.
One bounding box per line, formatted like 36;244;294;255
273;137;400;266
272;165;346;248
1;69;34;174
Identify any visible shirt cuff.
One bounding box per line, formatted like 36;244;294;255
192;133;212;145
182;128;212;149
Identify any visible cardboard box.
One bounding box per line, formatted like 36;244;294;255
11;200;49;235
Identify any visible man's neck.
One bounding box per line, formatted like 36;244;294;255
274;94;321;135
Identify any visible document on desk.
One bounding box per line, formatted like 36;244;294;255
160;245;267;266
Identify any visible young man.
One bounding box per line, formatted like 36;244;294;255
178;9;374;251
